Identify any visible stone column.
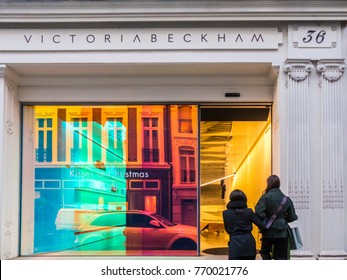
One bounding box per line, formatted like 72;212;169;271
284;60;313;258
317;59;346;259
0;65;20;259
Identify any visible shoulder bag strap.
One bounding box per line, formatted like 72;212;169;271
265;195;288;229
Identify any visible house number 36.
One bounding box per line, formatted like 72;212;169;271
302;30;326;44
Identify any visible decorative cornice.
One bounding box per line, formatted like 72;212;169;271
317;59;345;82
284;60;313;82
0;1;347;23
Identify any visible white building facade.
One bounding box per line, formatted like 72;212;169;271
0;0;346;259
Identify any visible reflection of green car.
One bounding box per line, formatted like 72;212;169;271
74;210;197;251
74;212;126;250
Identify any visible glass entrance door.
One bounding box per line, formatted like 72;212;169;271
200;106;272;256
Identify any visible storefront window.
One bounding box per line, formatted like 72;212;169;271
22;105;198;256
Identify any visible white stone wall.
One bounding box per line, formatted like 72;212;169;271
282;58;346;259
0;4;346;259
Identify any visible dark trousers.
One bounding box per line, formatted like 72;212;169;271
260;238;289;260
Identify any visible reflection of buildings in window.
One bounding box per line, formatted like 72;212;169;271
35;106;168;166
128;180;160;213
178;105;193;133
142;117;159;162
179;146;196;183
127;107;137;162
106;117;125;162
71;117;89;162
36;118;53;162
57;108;66;162
130;180;160;189
30;105;199;254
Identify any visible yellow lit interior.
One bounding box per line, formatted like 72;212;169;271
200;117;271;253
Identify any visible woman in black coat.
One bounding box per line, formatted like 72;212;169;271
223;189;266;260
255;175;298;260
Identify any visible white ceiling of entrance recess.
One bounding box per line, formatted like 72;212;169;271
200;120;269;187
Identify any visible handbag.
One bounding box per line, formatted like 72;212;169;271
288;226;303;250
265;195;303;250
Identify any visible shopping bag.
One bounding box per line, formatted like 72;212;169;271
288;226;303;250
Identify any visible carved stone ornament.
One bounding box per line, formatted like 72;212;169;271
6;81;15;95
317;61;345;82
6;120;14;135
4;220;12;227
284;62;313;82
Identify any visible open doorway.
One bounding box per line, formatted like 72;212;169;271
200;105;272;257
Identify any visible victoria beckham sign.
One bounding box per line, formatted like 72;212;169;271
0;28;283;51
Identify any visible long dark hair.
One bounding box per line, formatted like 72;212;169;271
229;189;247;203
264;175;280;193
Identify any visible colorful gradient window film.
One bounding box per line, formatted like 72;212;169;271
30;105;198;256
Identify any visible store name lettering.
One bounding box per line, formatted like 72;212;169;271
0;28;282;50
23;33;265;45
